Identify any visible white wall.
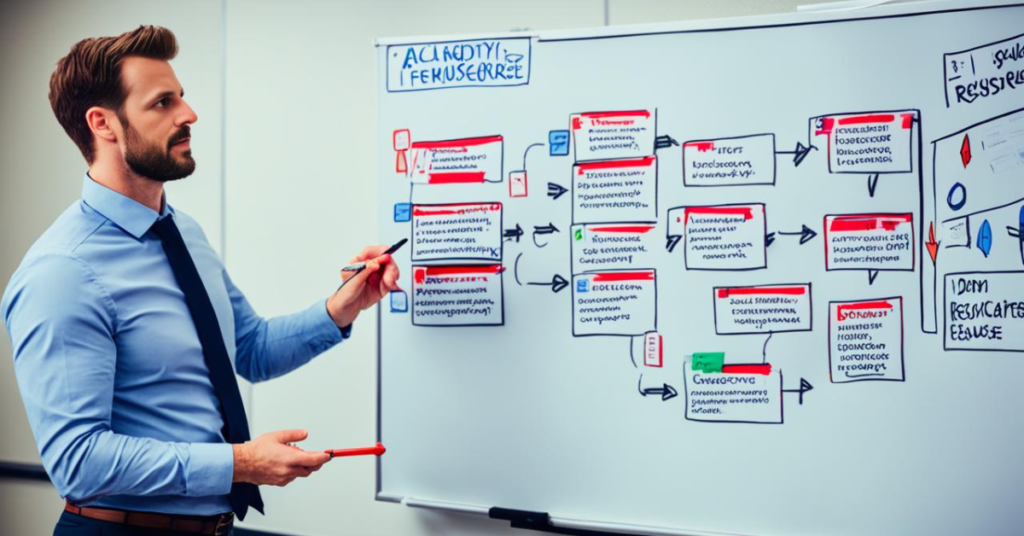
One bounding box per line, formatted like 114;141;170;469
1;1;833;535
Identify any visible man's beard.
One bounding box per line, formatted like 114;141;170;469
119;113;196;183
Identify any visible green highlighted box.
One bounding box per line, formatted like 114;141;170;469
692;352;725;373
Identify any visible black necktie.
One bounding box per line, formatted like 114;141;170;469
151;216;264;520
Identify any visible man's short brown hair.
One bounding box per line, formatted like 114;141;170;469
49;25;178;163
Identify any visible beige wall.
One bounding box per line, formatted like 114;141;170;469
1;1;831;535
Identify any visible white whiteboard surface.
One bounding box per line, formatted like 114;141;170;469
376;2;1024;535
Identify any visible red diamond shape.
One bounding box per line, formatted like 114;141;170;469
960;134;971;168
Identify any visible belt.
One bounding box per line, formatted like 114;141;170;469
64;501;234;535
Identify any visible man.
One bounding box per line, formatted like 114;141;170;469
1;25;399;535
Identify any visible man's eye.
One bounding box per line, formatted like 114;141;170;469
155;98;169;108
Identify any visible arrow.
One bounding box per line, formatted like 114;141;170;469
532;223;560;248
926;221;939;264
867;173;880;197
637;376;678;401
547;182;568;200
775;141;816;167
775;224;818;245
765;232;776;248
868;270;880;285
527;274;569;293
666;235;682;253
655;135;679;150
782;378;813;405
504;224;524;243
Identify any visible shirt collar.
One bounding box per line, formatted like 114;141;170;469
81;172;174;239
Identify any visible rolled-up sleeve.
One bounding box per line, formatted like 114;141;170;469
2;253;234;503
225;270;347;384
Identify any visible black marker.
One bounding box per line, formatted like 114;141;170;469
337;238;407;291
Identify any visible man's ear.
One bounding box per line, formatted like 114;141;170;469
85;106;120;144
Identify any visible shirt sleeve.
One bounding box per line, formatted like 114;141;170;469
224;270;346;384
2;253;234;504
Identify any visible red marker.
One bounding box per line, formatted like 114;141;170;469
324;443;386;459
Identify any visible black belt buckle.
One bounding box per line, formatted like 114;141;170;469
214;512;234;535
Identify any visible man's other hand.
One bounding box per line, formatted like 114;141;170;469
326;245;401;328
232;429;330;486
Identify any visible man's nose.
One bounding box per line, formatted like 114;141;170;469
178;100;198;126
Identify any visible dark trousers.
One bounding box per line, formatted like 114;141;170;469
54;510;234;536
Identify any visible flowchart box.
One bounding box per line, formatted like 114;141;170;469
944;271;1024;352
409;135;504;184
572;156;658;223
829;297;905;383
412;265;504;327
668;203;767;271
572;270;656;337
823;213;914;272
571;110;655;162
571;223;658;271
684;360;782;424
682;134;776;187
811;110;916;174
713;283;812;335
411;203;503;262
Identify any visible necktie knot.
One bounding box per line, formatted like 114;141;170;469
150;216;178;241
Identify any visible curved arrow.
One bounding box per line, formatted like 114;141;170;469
532;223;560;248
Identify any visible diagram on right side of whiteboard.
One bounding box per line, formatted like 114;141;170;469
379;12;1024;434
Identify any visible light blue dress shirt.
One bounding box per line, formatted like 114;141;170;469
2;174;347;516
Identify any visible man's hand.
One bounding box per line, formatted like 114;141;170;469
232;429;330;487
326;245;401;328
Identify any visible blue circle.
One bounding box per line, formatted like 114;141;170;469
947;182;967;211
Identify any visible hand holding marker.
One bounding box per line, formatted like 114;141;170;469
338;238;408;291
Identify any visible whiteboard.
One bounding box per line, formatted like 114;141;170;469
375;2;1024;535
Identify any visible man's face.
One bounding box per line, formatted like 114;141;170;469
115;56;197;182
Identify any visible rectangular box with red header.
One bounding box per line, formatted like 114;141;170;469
683;357;783;424
810;110;916;174
829;297;905;383
824;213;914;272
571;110;655;162
411;264;504;327
572;156;658;224
409;135;504;184
713;283;812;335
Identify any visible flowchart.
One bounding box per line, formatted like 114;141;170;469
381;29;1024;427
